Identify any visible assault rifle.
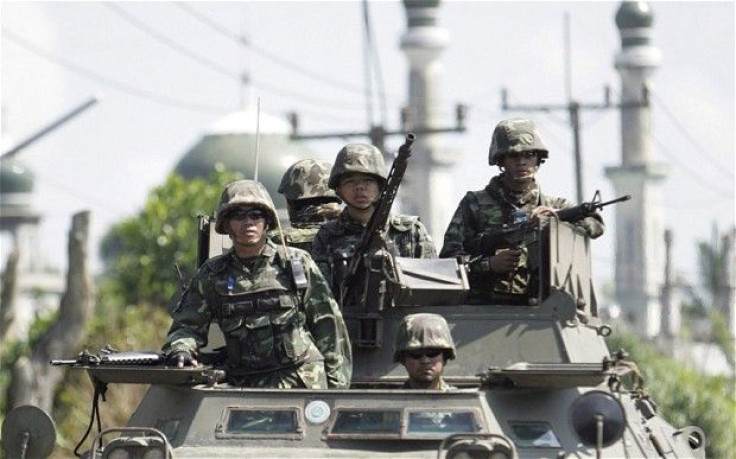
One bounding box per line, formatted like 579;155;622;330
556;190;631;223
339;134;415;343
473;190;630;255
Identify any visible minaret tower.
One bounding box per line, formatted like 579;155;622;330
399;0;454;243
605;1;667;337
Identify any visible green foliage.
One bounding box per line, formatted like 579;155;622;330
606;331;736;459
99;169;242;307
710;309;736;368
0;309;60;416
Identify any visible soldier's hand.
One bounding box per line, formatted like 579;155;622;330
527;206;558;223
490;248;522;274
168;350;198;368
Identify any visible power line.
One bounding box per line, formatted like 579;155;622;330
651;135;733;199
102;2;240;79
649;89;734;180
2;28;228;115
102;2;374;112
173;2;396;99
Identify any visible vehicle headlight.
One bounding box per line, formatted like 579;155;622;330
569;390;626;448
443;433;516;459
102;437;167;459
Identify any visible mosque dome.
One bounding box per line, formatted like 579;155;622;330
174;107;313;209
0;156;35;195
615;1;654;30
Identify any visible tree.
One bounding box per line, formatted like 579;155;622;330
99;169;242;307
6;212;94;414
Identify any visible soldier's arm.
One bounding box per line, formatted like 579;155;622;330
414;220;437;258
547;198;605;239
301;254;353;389
440;193;477;258
162;272;213;356
309;228;332;282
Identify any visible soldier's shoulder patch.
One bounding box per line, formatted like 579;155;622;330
389;214;419;232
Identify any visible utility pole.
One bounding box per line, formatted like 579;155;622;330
501;88;619;203
501;14;647;203
287;106;466;160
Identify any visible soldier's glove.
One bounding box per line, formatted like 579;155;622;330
167;350;196;368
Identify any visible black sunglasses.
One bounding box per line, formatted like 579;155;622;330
405;349;443;360
228;208;266;221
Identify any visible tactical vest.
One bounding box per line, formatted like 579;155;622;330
204;256;318;376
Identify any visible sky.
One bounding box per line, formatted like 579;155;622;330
1;1;734;299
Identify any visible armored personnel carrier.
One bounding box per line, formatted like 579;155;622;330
2;214;706;459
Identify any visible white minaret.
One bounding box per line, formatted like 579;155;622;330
399;0;456;243
605;1;667;337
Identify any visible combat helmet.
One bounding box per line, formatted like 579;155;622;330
215;179;278;234
328;143;386;189
488;117;549;166
393;313;456;362
278;159;340;202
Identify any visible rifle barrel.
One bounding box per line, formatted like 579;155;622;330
598;195;631;207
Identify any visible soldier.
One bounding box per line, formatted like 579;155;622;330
440;117;604;301
271;159;342;251
393;313;456;391
163;179;352;389
310;143;437;297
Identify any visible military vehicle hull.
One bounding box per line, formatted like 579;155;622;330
2;218;706;458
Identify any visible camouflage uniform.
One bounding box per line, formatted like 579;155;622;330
440;118;604;301
394;313;456;392
311;143;437;297
164;180;352;389
311;210;436;297
270;159;342;252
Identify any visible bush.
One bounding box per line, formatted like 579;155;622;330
606;331;736;458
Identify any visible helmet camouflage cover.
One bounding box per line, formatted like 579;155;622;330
278;159;340;202
328;143;386;189
215;179;278;234
393;313;456;362
488;117;549;165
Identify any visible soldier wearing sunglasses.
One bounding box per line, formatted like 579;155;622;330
163;179;352;389
393;313;456;391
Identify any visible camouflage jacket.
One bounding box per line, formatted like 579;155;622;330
163;240;352;389
310;209;437;297
269;203;341;252
439;175;604;299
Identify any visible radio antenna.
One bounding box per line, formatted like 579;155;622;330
253;96;261;182
253;97;290;258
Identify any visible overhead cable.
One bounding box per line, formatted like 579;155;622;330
649;89;734;180
173;1;396;99
102;2;373;111
651;135;732;199
2;28;228;114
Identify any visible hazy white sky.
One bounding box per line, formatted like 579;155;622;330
1;1;734;295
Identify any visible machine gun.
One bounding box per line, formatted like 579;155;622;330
50;349;163;366
340;133;415;346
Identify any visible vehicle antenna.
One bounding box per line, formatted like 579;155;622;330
252;97;289;258
253;96;261;182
